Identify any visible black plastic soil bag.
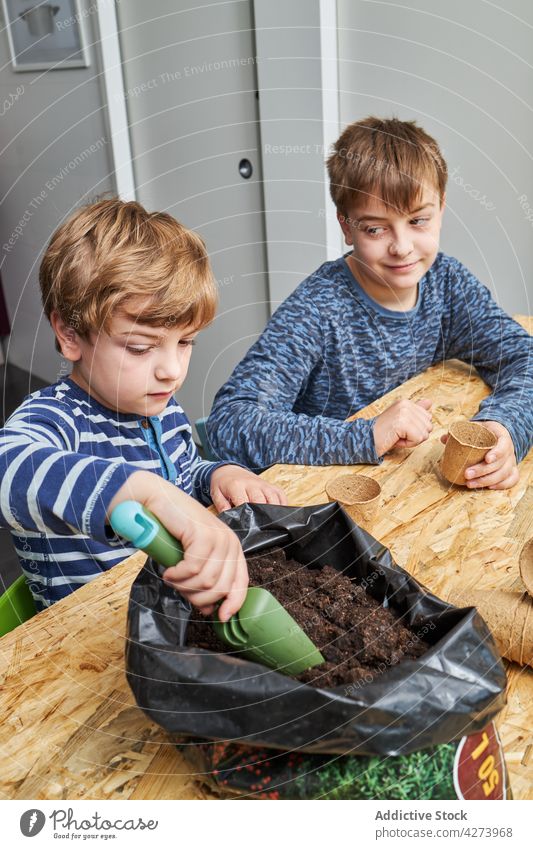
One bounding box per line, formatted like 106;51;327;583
125;502;506;756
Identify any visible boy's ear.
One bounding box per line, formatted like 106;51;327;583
337;210;354;246
50;310;83;362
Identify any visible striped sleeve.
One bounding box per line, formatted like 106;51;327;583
0;402;141;543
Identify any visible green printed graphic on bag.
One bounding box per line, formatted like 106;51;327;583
180;722;510;800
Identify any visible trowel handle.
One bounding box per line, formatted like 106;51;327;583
109;500;184;567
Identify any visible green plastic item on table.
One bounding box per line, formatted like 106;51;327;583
213;586;325;676
110;500;325;676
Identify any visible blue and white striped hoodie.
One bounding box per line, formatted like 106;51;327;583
0;377;225;610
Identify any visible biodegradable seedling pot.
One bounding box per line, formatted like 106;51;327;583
441;420;497;486
325;473;381;528
519;538;533;599
449;587;533;668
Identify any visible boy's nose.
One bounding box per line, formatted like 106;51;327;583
389;233;414;258
154;355;183;383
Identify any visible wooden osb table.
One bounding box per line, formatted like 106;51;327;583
0;316;531;800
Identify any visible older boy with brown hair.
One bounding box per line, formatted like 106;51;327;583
0;199;285;617
207;116;532;488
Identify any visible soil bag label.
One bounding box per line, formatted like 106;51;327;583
454;722;507;800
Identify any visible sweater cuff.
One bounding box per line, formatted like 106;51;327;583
346;417;383;464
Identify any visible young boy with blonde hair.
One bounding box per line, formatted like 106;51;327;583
207;117;532;488
0;199;285;617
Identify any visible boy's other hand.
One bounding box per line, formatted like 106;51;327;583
210;464;287;513
373;398;433;457
440;420;519;490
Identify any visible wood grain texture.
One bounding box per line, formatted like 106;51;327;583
0;315;531;800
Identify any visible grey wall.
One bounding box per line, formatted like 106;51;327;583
253;0;341;306
0;1;115;381
337;0;533;315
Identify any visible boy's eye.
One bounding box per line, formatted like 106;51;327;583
411;217;430;226
365;226;386;237
179;339;196;347
126;346;152;356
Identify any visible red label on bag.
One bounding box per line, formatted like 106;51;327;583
454;722;507;800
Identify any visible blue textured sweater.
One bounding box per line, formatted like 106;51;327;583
207;252;533;469
0;378;226;609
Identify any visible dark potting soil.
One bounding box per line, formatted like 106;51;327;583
186;547;429;688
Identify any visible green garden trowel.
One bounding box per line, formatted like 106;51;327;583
211;585;324;675
110;500;325;676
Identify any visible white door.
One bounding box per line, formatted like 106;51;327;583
116;0;269;425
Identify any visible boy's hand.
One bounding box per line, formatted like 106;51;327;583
107;471;249;621
373;398;433;457
160;507;249;622
440;420;519;490
210;464;287;513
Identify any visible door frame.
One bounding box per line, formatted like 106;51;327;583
96;0;136;200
